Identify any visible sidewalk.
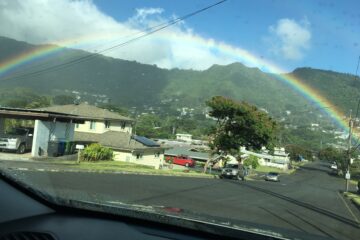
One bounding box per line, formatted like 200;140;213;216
0;152;32;162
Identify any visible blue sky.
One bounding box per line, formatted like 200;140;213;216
93;0;360;74
0;0;359;74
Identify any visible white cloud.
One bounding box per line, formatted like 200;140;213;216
267;18;311;60
0;0;257;70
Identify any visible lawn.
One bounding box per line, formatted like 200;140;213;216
254;165;295;174
343;191;360;208
67;160;215;178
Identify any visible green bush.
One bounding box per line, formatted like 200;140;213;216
82;143;114;161
243;155;259;169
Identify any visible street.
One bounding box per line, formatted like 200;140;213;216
2;161;360;239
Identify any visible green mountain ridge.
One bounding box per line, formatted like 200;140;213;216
0;36;358;123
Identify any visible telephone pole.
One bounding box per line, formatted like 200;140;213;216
346;110;353;192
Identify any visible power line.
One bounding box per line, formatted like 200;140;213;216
0;0;227;82
3;13;192;77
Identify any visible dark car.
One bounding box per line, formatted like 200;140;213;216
220;164;247;181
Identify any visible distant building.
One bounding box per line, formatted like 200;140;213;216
176;133;192;142
240;146;290;170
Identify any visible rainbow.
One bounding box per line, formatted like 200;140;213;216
0;32;354;139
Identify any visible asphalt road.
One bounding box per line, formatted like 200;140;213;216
2;161;360;240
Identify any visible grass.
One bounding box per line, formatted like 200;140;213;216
343;192;360;207
254;165;295;174
56;160;215;178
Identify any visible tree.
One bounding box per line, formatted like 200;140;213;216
285;144;313;162
207;96;277;153
205;96;277;171
53;95;76;105
318;147;348;175
243;155;260;169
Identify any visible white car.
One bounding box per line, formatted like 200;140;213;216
330;163;337;170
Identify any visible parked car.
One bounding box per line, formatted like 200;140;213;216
171;155;196;167
220;164;246;181
330;162;338;170
265;172;280;182
0;127;34;154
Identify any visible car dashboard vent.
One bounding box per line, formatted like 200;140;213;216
0;232;56;240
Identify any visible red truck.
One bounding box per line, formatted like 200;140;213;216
166;155;196;167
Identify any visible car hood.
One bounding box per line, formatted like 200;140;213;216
0;134;24;139
0;169;330;240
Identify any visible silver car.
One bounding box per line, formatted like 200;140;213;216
265;172;280;182
220;164;246;181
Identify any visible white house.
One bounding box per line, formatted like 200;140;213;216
41;103;165;168
176;133;192;142
240;147;290;170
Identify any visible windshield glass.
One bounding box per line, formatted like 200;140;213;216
0;0;360;239
5;128;28;135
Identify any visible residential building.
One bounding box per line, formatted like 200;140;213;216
240;147;290;170
40;103;165;168
176;133;192;142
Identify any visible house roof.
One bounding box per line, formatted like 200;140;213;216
0;106;86;123
74;131;163;152
39;103;133;122
165;147;212;161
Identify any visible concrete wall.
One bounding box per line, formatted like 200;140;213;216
31;120;75;157
114;150;164;169
258;158;288;170
75;120;132;134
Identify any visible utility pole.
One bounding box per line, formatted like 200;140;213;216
346;110;353;192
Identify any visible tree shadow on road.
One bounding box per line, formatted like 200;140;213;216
130;181;222;204
228;181;360;229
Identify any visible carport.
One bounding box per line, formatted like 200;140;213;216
0;107;86;157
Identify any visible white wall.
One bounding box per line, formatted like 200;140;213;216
176;134;192;142
109;121;132;133
75;120;132;134
31;120;75;157
114;150;164;169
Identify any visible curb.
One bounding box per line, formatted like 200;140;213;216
6;167;217;179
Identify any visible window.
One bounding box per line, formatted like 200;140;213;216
136;153;142;159
155;152;160;157
89;121;96;130
75;123;79;129
105;120;110;129
121;122;126;129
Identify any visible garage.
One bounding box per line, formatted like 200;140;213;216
0;107;86;158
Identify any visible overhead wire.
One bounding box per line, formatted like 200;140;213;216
0;0;227;82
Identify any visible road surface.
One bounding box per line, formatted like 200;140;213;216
1;161;360;239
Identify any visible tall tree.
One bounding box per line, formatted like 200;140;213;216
205;96;277;171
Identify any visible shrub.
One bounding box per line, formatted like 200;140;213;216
82;143;114;161
243;155;259;169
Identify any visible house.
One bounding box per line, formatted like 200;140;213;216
240;147;290;170
40;103;165;168
165;146;212;162
176;133;192;142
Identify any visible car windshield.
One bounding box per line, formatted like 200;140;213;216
0;0;360;239
225;164;238;169
5;128;28;135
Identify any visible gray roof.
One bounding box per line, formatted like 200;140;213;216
165;147;212;161
74;131;164;152
39;103;133;122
